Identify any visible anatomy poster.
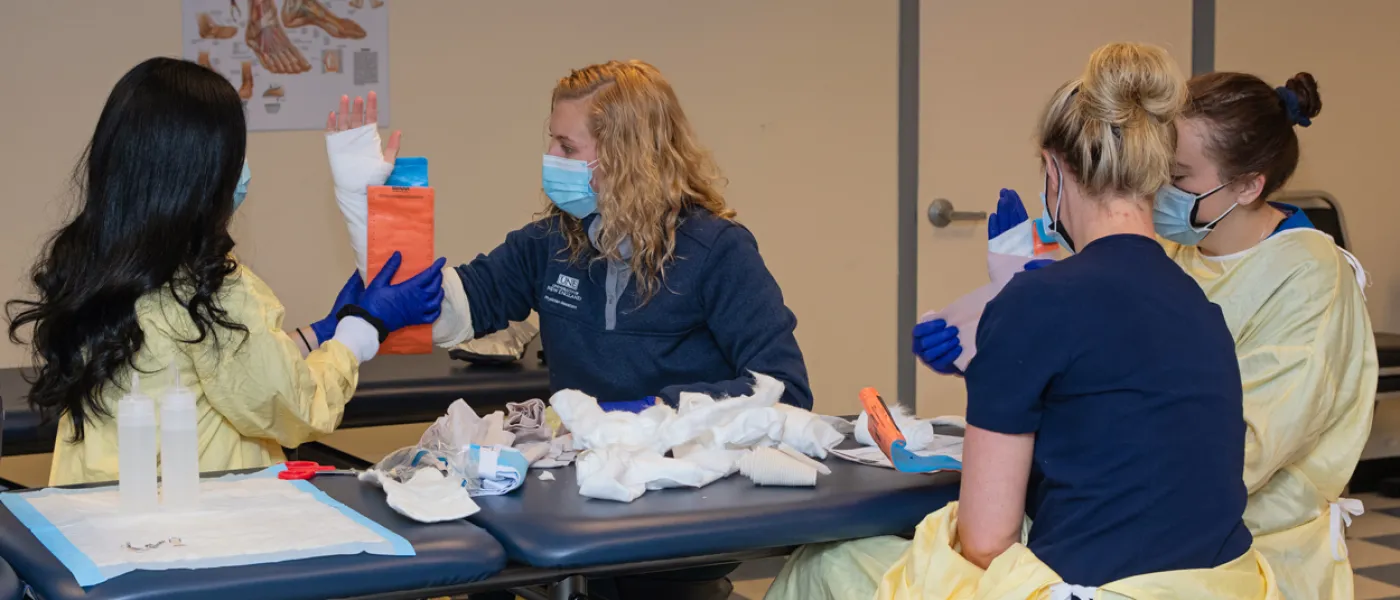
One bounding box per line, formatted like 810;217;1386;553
182;0;390;131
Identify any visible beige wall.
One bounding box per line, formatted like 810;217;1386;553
1217;0;1400;332
916;0;1192;417
2;0;1396;422
0;1;899;418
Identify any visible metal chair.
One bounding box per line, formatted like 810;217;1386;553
1276;190;1349;250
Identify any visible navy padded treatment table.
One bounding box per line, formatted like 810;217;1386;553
0;558;18;600
1;349;551;456
0;474;507;600
470;446;960;568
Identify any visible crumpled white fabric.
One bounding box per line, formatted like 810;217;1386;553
819;414;856;436
503;397;552;444
369;467;481;523
359;446;483;521
854;404;937;451
324;123;472;348
523;434;578;469
363;400;531;512
552;390;675;453
420;399;516;451
576;446;740;503
552;373;843;502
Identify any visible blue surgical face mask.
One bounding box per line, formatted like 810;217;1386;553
1038;156;1076;254
233;160;251;210
542;155;598;219
1152;182;1231;246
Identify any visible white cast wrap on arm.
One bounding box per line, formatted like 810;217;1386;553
432;267;474;348
325;124;394;279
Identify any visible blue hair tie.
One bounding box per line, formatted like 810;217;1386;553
1276;87;1312;128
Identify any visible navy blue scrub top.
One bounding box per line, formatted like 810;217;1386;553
965;234;1252;586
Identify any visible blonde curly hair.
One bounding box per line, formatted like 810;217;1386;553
546;60;733;304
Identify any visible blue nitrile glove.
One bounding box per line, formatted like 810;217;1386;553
1024;259;1055;271
311;272;365;344
601;397;661;413
343;252;448;337
988;188;1031;240
913;319;963;375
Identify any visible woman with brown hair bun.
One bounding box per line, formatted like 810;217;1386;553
1156;70;1375;600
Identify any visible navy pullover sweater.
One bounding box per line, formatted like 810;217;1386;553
454;210;813;409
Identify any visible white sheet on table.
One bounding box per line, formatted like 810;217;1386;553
11;472;408;586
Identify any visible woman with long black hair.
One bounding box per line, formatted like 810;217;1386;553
7;57;444;485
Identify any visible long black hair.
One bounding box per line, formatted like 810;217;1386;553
7;57;249;441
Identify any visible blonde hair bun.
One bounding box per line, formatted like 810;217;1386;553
1038;42;1186;199
1079;42;1185;126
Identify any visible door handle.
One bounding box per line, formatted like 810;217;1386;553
926;198;987;228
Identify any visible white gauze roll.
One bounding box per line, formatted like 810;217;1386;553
738;447;817;487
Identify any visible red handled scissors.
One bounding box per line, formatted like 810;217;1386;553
277;461;360;480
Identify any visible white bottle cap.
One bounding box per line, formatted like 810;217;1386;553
119;373;155;422
162;361;196;412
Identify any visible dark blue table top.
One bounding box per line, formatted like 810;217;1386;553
470;445;960;569
0;475;507;600
2;349;551;456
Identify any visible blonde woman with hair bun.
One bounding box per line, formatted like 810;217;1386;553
325;61;810;599
765;43;1279;600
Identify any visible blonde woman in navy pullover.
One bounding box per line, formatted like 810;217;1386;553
326;60;812;413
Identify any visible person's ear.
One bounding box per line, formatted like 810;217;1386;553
1234;173;1266;206
1042;151;1060;194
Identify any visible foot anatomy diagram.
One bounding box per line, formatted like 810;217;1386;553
239;61;254;100
281;0;367;39
198;13;238;39
189;0;381;128
246;0;311;74
322;49;341;73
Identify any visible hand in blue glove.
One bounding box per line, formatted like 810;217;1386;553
913;319;963;375
351;252;448;335
988;188;1031;240
601;397;662;413
311;272;365;344
1024;259;1055;271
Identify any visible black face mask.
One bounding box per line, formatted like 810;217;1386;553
1042;157;1077;253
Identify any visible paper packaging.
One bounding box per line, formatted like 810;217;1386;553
366;184;435;354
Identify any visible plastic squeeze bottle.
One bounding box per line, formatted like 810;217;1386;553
159;363;200;509
118;373;158;512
